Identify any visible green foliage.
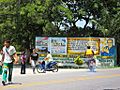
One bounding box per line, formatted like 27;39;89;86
0;0;15;3
58;5;73;21
0;0;120;53
74;56;84;65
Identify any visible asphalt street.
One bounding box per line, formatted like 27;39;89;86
0;68;120;90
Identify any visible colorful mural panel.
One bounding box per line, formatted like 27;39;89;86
35;37;48;54
49;37;67;54
35;37;117;66
67;38;100;55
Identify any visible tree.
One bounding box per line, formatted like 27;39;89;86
0;0;120;58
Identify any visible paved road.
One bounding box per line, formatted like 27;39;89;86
0;68;120;90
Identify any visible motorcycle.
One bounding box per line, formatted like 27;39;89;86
36;61;58;73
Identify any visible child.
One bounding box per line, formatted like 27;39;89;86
20;51;26;74
89;59;96;72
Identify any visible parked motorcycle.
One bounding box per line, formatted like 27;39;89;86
36;61;58;73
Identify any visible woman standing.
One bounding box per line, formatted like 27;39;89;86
20;51;26;74
30;49;39;74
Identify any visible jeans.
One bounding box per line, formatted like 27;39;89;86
41;61;45;71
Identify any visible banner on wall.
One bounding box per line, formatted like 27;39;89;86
98;38;117;66
35;37;67;55
100;38;116;57
35;37;48;54
67;38;100;55
49;37;67;54
35;37;117;66
35;37;116;57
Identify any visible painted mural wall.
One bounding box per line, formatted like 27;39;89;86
35;37;117;67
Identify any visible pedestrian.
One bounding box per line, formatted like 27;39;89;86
30;49;39;74
0;50;3;75
1;40;18;86
20;51;26;74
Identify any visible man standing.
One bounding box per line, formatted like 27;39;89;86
1;40;18;86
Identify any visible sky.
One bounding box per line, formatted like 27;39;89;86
60;19;92;30
76;20;92;28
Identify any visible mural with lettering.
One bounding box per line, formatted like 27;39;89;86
67;38;100;55
35;37;117;66
49;37;67;54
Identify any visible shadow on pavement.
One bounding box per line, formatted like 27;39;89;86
5;82;22;86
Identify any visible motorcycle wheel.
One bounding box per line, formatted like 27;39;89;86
52;64;58;72
36;65;43;73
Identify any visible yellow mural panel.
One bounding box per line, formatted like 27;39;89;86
67;38;100;55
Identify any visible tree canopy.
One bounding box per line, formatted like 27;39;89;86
0;0;120;50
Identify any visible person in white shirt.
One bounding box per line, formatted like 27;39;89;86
44;51;53;72
1;40;18;86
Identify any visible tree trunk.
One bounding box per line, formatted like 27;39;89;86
83;18;89;30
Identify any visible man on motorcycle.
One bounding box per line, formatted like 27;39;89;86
44;51;53;70
37;51;58;73
84;46;96;72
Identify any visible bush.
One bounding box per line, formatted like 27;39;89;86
74;56;84;65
